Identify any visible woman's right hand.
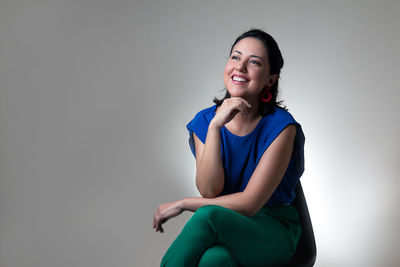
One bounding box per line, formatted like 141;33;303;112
153;200;184;233
211;97;252;128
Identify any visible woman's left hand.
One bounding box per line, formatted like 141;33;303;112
153;200;184;233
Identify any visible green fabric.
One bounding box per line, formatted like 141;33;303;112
161;205;301;267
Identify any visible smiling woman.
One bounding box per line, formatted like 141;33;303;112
224;38;275;101
153;29;306;267
216;29;285;117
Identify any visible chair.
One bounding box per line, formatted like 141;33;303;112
285;182;317;267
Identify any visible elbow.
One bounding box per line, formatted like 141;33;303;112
196;177;223;198
198;188;221;198
232;203;257;217
196;180;222;198
201;193;217;198
240;199;262;217
242;207;258;217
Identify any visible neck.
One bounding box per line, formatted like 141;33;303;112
235;105;260;123
243;97;260;120
226;100;261;136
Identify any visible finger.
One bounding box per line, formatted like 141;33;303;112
231;97;252;108
156;217;164;232
155;219;160;232
238;103;249;116
240;98;252;108
229;99;245;112
156;222;164;233
153;214;159;229
154;215;160;231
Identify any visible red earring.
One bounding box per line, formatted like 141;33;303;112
260;86;272;102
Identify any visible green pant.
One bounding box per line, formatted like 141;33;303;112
161;205;301;267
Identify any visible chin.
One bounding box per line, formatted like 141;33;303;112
226;88;244;98
228;93;243;98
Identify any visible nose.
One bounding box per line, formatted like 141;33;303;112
235;61;247;73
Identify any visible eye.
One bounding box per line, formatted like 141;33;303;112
231;55;240;60
250;59;261;66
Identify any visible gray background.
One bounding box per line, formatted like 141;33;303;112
1;0;399;266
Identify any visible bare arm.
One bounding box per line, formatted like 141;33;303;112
194;97;251;198
153;125;297;232
185;124;296;216
193;123;224;198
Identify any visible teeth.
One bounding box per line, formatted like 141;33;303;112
233;76;247;82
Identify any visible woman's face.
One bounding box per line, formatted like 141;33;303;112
223;37;277;101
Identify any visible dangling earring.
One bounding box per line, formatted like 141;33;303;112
260;86;272;103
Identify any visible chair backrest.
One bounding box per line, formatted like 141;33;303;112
285;182;317;267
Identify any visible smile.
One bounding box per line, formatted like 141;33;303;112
232;75;249;83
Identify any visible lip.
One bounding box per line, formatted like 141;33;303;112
231;74;249;84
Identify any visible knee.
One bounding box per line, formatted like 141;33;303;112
198;245;238;267
193;205;229;222
187;205;236;236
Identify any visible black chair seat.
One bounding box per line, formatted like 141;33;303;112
285;182;317;267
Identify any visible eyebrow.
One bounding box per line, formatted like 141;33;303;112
232;50;263;60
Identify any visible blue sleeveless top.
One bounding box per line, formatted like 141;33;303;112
186;105;305;206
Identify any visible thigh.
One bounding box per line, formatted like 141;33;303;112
161;205;300;267
196;205;301;266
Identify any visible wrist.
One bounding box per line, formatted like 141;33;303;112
177;199;187;211
209;119;222;130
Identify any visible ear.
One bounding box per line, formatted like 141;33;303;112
266;74;279;87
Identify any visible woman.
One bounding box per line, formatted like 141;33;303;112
153;29;305;267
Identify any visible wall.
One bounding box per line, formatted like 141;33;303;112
1;0;399;266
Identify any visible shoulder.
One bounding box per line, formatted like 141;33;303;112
259;107;298;131
186;105;217;145
192;105;217;121
266;107;296;123
187;105;216;129
257;107;304;145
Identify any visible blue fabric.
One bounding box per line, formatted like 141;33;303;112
186;105;305;206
